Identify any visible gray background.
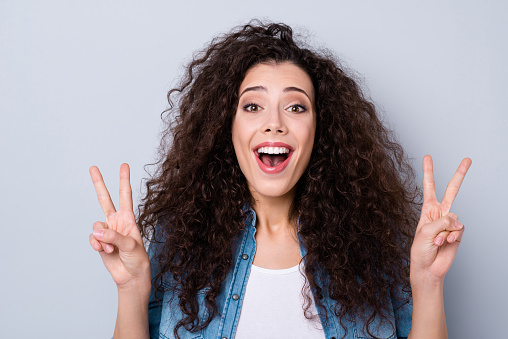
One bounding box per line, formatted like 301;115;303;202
1;0;506;338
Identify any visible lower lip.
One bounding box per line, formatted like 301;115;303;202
254;152;293;174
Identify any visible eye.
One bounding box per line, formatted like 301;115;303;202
243;103;262;112
286;104;307;113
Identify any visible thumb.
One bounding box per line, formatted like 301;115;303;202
418;215;463;240
92;229;137;253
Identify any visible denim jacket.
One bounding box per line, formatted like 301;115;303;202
148;209;412;339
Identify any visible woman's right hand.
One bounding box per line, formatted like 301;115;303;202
89;163;150;290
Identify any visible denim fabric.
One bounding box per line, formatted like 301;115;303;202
148;209;412;339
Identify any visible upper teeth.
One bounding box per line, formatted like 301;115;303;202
257;147;290;154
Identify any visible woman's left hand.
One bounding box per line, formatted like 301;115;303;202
410;155;472;285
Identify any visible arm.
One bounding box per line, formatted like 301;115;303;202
407;156;471;338
89;164;151;339
409;273;447;338
113;278;151;339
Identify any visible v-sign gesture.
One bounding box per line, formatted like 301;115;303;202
410;155;472;283
89;163;150;291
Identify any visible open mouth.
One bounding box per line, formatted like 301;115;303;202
257;146;290;166
253;143;293;174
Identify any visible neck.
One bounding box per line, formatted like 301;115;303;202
249;187;297;234
248;186;302;269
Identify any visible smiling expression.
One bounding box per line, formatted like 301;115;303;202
232;62;316;200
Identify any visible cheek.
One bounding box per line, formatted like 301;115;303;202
231;120;251;164
231;118;242;149
296;121;316;155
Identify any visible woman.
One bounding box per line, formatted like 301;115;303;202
89;22;471;339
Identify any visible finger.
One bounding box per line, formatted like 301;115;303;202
446;230;462;243
89;166;117;218
434;213;458;245
447;212;458;221
441;158;472;213
89;233;103;251
92;221;109;251
104;243;115;254
92;228;137;253
420;215;464;238
447;225;465;243
422;155;437;204
119;163;133;212
434;230;450;246
89;234;113;252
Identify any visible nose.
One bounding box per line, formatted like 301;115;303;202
262;107;287;135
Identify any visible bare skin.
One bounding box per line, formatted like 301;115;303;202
89;156;471;339
232;63;315;270
249;189;302;270
408;155;472;338
89;164;150;339
245;156;473;339
89;63;472;338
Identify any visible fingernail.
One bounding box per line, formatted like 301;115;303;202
435;236;444;246
455;221;464;229
93;229;104;239
93;242;101;250
105;244;114;253
448;235;455;243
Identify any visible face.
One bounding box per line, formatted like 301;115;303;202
232;62;316;200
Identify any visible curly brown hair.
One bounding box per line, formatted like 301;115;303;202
138;20;420;338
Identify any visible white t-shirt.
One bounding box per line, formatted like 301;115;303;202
235;262;325;339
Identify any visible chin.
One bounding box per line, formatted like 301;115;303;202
249;180;295;199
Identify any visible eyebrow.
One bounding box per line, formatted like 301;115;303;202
239;86;267;97
239;85;312;101
283;86;311;101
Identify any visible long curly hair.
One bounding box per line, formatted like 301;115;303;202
138;20;420;338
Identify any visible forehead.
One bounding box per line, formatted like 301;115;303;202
239;62;314;100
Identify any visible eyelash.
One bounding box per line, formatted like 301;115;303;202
242;103;308;113
243;103;261;112
287;104;307;113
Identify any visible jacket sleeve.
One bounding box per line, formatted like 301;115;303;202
391;284;412;339
147;228;165;339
